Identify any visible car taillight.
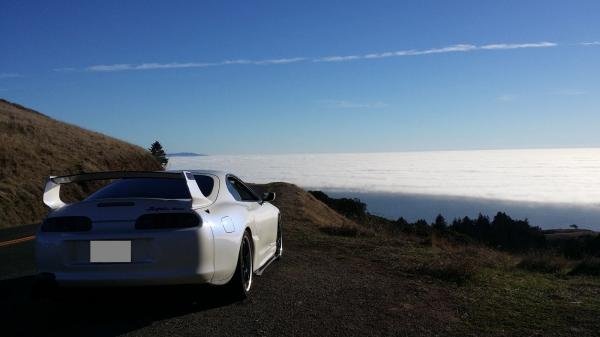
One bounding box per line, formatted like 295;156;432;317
135;213;201;230
41;216;92;232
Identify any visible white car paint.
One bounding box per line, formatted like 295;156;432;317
35;170;280;287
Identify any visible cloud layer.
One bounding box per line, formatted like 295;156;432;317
84;41;558;72
167;148;600;206
168;148;600;229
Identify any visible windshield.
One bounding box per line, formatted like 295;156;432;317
85;175;214;200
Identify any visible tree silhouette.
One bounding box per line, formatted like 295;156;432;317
450;212;545;252
149;141;168;167
433;214;447;231
414;219;430;237
395;217;412;233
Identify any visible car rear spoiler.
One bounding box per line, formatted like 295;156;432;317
43;171;212;210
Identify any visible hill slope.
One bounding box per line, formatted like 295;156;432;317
0;99;162;228
251;182;364;235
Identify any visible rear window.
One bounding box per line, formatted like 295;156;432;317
86;175;214;200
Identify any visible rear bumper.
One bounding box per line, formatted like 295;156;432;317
35;225;215;287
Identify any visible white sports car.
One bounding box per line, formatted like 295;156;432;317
35;170;282;298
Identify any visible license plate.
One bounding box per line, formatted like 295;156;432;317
90;240;131;263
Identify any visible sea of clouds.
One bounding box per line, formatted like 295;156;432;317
169;148;600;229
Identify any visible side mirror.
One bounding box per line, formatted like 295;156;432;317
261;192;276;202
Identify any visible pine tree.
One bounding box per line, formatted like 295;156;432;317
149;141;168;167
433;214;447;231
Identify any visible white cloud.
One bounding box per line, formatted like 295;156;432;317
497;89;588;101
581;41;600;46
322;100;389;109
480;42;557;50
87;62;221;72
553;89;587;96
83;41;560;72
364;52;395;59
87;57;306;72
314;55;361;62
313;42;553;63
413;43;478;54
315;44;478;62
221;60;252;65
255;57;306;64
53;67;77;72
0;73;21;79
497;94;517;102
88;64;134;72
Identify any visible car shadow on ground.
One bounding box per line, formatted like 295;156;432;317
0;275;240;336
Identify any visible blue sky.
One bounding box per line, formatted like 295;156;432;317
1;0;599;154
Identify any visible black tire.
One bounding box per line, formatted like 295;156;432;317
227;230;253;300
275;215;283;259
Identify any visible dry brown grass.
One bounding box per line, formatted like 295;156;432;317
0;99;162;228
517;254;569;274
410;236;512;284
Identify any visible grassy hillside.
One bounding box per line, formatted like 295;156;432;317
0;99;162;228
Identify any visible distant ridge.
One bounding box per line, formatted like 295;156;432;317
0;99;163;228
167;152;206;157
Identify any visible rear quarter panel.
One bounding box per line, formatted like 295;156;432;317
208;201;249;283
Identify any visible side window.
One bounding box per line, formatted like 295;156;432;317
227;177;259;202
227;178;242;201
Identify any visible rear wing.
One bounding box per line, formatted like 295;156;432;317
43;171;212;210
